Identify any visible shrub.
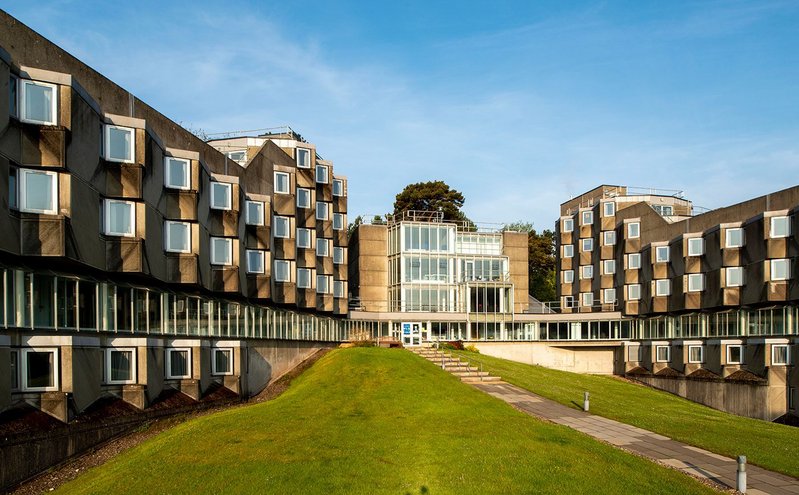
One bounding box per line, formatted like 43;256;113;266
465;344;480;354
445;340;465;351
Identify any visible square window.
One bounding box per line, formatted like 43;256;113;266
297;188;311;208
562;218;574;233
164;157;190;190
166;348;191;379
20;169;58;214
603;202;615;217
603;231;616;246
225;150;247;164
581;211;593;225
316;202;329;221
727;345;743;364
603;260;616;275
212;348;234;376
106;348;136;384
165;221;191;253
104;125;135;163
563;270;574;283
22;349;59;391
688;345;703;364
317;275;329;294
334;280;345;298
656;345;670;363
333;179;344;197
297;268;312;288
655;279;671;296
580;292;593;307
246;250;265;274
770;216;791;238
20;79;57;125
296;148;311;168
725;266;744;287
687;273;704;292
772;345;790;366
210;237;233;266
333;213;344;231
274;172;290;194
297;228;312;249
104;200;136;237
627;284;641;301
245;200;264;226
627;222;640;239
315;165;329;184
687;237;704;257
627;253;641;269
273;216;290;238
274;260;290;282
725;228;744;248
581;238;593;252
316;238;330;257
770;259;790;281
655;246;670;263
210;182;232;210
333;247;345;265
580;265;593;279
562;245;574;258
563;296;574;308
603;288;616;304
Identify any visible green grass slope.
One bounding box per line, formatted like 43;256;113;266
58;348;716;495
453;350;799;478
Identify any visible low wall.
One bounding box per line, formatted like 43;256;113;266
471;341;618;374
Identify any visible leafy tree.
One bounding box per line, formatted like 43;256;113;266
393;181;472;224
372;215;386;225
347;215;363;239
504;221;556;302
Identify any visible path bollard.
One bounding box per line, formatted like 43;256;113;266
583;391;590;412
737;455;746;493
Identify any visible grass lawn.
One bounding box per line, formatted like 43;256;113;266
57;348;716;495
452;349;799;479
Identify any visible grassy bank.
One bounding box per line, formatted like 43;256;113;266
57;348;716;494
453;349;799;478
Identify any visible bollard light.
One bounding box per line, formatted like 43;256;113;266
737;455;746;494
583;391;590;412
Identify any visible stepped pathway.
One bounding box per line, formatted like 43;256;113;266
409;348;799;495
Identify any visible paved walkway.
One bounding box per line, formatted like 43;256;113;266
472;381;799;495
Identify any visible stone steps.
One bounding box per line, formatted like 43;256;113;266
408;348;502;384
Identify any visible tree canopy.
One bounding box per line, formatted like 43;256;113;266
393;181;471;224
504;221;556;302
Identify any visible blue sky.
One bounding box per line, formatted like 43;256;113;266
4;0;799;229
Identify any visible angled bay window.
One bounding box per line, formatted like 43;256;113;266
297;228;312;249
19;169;58;214
317;238;330;257
581;238;593;252
332;179;344;197
655;279;671;297
770;216;791;238
210;182;232;210
627;222;640;239
273;215;290;239
333;213;344;231
579;265;593;279
297;188;311;208
212;348;234;376
274;172;290;194
772;345;790;366
627;284;641;301
333;246;345;265
316;275;330;294
105;348;136;384
627;253;642;269
603;231;616;246
334;280;345;298
245;200;264;226
274;260;290;282
164;157;190;190
210;237;233;266
246;249;265;274
315;164;329;184
687;273;704;292
104;199;136;237
104;125;135;163
603;202;615;216
725;266;744;287
603;288;616;304
296;148;311;168
563;270;574;283
297;268;312;289
602;260;616;275
20;79;57;125
687;237;704;257
581;211;593;225
580;292;593;307
316;201;329;221
655;345;670;363
22;349;59;391
165;221;191;253
727;345;743;364
562;244;574;258
770;259;791;281
688;345;703;364
166;348;191;379
562;218;574;233
725;228;744;248
655;246;670;263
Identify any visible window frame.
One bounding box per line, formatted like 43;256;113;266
296;188;312;208
21;348;60;392
655;246;670;263
273;260;290;282
687;237;704;257
581;238;593;252
274;171;290;195
603;260;616;275
333;247;345;265
164;221;192;253
316;238;330;257
627;222;640;239
246;249;265;274
333;280;345;298
104;348;137;385
687;273;704;293
164;157;191;190
655;345;671;363
211;348;234;376
210;182;232;210
603;230;616;246
770;216;791;239
562;218;574;233
316;275;330;294
273;215;290;239
316;201;329;221
19;168;58;215
562;244;574;258
725;228;744;248
332;179;344;197
687;345;703;364
225;150;247;164
602;202;615;217
603;288;616;304
297;268;312;289
245;200;265;226
580;292;593;308
19;79;58;126
563;269;574;284
297;228;312;249
296;148;311;168
627;253;642;270
579;265;593;279
627;284;641;301
333;213;345;231
655;279;671;297
103;199;136;237
581;210;593;226
770;259;791;281
315;164;329;184
772;345;790;366
103;124;136;163
725;266;744;287
165;348;192;380
210;237;233;266
727;345;743;365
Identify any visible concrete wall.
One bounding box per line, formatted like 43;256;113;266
472;341;618;374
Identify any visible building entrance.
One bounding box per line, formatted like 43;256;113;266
402;322;422;346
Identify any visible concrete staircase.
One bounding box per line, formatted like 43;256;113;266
409;348;502;383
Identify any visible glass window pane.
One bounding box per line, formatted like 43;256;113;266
24;81;54;123
166;158;188;188
212;238;231;265
167;222;190;252
211;183;231;209
169;350;188;377
108;127;133;161
107;201;132;235
26;351;55;388
110;350;133;382
24;171;54;212
214;349;231;374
